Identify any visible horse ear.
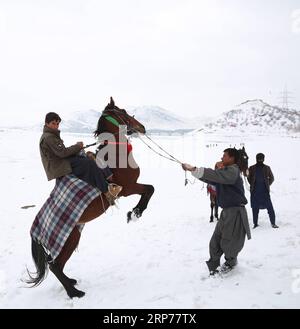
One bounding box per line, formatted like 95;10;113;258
242;146;245;150
109;97;115;108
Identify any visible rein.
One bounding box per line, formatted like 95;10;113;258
104;112;195;185
102;111;183;164
136;134;182;164
90;110;194;186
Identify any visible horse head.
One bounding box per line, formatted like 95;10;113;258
94;97;146;137
237;146;249;177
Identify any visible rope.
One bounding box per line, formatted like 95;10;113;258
137;135;182;164
86;113;195;186
184;171;197;186
136;134;198;187
143;133;183;164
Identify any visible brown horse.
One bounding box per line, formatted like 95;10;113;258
207;147;249;223
27;97;154;298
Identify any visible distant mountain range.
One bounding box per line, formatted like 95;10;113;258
2;100;299;135
56;106;210;134
195;99;300;135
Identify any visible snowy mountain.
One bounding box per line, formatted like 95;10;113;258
59;109;101;133
129;106;206;133
201;99;300;134
6;99;298;136
53;106;207;134
129;106;187;130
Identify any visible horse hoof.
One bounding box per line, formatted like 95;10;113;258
67;287;85;298
127;209;141;223
133;208;141;218
210;219;214;223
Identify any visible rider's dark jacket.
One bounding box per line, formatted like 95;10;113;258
39;126;81;180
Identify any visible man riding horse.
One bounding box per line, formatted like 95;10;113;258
39;112;123;205
28;98;154;298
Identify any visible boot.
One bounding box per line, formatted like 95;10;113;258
220;263;234;274
104;183;123;205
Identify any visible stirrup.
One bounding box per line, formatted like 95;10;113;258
104;191;116;206
108;183;123;197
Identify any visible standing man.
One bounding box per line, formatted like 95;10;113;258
247;153;279;229
182;148;251;275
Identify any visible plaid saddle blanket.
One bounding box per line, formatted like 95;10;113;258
30;174;100;260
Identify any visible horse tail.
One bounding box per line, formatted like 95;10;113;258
26;238;49;287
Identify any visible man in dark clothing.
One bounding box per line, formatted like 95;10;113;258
40;112;122;205
247;153;279;229
182;148;251;276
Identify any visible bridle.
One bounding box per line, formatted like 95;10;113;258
101;107;136;136
100;107;183;165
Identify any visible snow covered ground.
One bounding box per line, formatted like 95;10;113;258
0;128;300;309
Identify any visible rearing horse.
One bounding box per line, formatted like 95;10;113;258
93;97;155;222
27;97;154;298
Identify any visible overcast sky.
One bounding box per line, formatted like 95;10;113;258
0;0;299;125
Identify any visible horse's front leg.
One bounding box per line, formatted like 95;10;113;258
121;183;154;223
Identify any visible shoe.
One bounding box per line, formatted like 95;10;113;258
209;269;219;276
104;184;123;205
253;224;259;229
220;263;234;274
272;224;279;229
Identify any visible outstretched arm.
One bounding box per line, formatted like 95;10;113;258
182;163;239;185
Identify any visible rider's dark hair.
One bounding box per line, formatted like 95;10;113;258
224;148;240;164
45;112;61;124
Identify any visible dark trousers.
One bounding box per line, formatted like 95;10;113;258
68;156;111;193
252;202;276;226
206;207;247;272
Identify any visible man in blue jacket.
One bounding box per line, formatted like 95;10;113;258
182;148;251;275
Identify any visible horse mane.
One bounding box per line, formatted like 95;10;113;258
94;98;119;137
94;115;106;137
